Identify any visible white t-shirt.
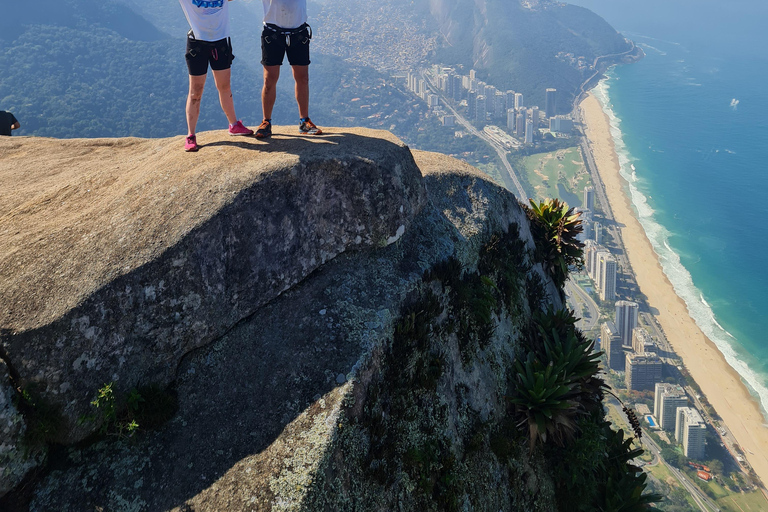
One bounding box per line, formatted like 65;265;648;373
179;0;230;42
262;0;307;29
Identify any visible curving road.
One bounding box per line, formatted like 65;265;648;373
607;398;719;511
420;71;528;200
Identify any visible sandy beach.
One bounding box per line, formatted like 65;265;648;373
580;93;768;486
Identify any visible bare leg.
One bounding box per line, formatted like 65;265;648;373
212;68;237;125
262;65;281;120
292;65;309;119
186;74;207;135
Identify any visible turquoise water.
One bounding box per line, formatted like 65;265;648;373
569;0;768;417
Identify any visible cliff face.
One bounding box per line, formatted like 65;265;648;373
2;129;573;509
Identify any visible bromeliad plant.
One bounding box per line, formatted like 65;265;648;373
525;198;584;290
509;352;580;450
509;308;606;450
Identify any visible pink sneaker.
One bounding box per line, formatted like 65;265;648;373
184;134;199;152
229;120;254;136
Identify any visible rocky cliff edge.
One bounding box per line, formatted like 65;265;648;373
0;128;563;510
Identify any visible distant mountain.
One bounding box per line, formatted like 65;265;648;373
314;0;636;114
0;0;166;42
430;0;634;111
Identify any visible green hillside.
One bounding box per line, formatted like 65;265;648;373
430;0;633;112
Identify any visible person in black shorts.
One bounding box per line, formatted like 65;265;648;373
0;110;20;136
179;0;253;152
255;0;322;138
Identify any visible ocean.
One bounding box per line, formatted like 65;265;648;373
568;0;768;418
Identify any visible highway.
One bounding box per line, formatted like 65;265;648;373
421;71;528;201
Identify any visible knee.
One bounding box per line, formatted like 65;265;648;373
188;93;203;104
263;80;277;93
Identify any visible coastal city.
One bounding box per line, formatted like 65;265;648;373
401;62;768;511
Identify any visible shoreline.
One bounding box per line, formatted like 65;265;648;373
579;92;768;486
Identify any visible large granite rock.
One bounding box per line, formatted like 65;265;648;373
1;130;564;509
0;128;425;445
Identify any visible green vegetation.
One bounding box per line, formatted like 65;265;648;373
521;147;593;204
80;382;177;439
525;198;585;290
716;490;768;512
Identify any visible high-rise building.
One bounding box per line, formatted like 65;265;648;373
495;91;506;118
467;90;477;119
515;113;525;138
525;118;534;144
485;93;496;115
427;94;439;108
675;407;706;459
514;92;524;110
578;209;593;242
598;253;617;301
625;352;662;391
506;90;516;109
593;222;603;244
602;321;624;371
654;383;687;431
591;248;610;284
632;327;655;355
418;79;426;98
615;301;639;347
441;115;455;127
469;69;476;81
453;75;464;101
583;240;598;278
506;109;516;131
549;116;573;133
545;88;557;118
475;95;486;122
583;186;595;211
530;106;539;126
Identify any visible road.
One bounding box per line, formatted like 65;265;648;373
607;398;720;512
564;279;599;332
421;71;528;200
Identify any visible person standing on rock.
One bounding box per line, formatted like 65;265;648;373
0;110;20;136
254;0;322;139
179;0;254;152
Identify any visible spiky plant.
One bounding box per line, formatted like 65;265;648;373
531;308;608;412
525;198;585;289
509;353;581;451
598;427;663;511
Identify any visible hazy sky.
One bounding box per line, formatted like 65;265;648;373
567;0;768;60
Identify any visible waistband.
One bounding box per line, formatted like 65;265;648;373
263;22;309;34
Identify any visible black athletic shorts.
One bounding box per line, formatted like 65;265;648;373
260;24;311;67
185;36;234;76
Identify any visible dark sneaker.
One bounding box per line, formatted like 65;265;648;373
184;134;199;152
299;118;322;135
229;120;254;136
255;120;272;139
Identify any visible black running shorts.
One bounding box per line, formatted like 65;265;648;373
260;25;311;67
185;37;234;76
